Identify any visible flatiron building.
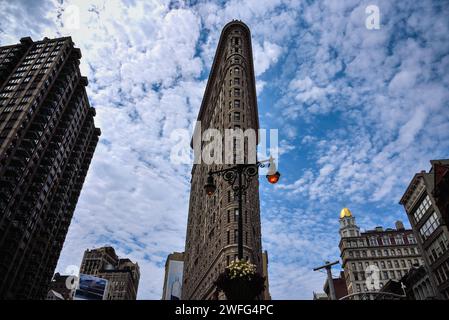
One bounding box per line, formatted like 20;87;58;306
0;36;100;299
182;21;265;299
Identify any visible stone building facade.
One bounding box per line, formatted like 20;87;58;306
182;21;264;300
79;246;140;300
339;208;424;298
0;36;100;299
400;159;449;299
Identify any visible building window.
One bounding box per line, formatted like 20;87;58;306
428;232;449;263
395;235;404;245
234;100;240;108
369;237;378;246
227;231;230;245
419;212;440;240
413;194;431;223
382;237;391;245
407;234;417;244
234;112;240;121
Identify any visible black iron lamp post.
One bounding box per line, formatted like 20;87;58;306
204;157;280;260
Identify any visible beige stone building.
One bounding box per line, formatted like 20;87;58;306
182;20;265;300
79;246;140;300
339;208;425;299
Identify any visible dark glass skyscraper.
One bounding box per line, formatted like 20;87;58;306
0;36;100;299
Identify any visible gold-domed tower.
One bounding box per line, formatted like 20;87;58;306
340;207;352;219
339;207;360;238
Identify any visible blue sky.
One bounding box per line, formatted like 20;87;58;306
1;0;449;299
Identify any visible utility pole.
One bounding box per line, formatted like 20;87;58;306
313;261;339;300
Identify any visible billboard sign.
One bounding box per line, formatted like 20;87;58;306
164;260;183;300
74;273;108;300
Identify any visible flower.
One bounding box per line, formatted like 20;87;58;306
214;261;266;300
224;260;257;280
